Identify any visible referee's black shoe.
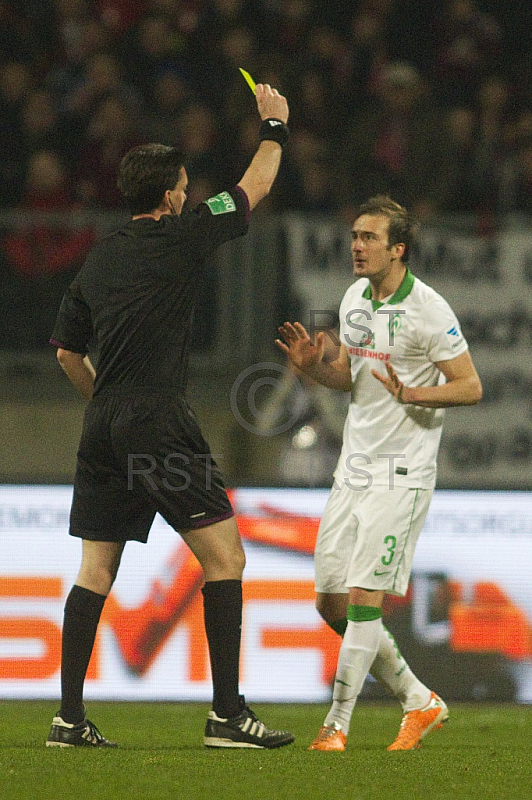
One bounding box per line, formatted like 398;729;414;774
46;715;118;748
204;697;294;749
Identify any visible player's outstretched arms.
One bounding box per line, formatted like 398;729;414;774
276;322;352;392
237;84;289;210
372;351;482;407
276;321;324;371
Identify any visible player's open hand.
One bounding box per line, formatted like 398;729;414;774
371;362;410;403
276;321;324;371
256;84;289;124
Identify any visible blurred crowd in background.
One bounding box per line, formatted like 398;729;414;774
2;0;532;219
1;0;532;349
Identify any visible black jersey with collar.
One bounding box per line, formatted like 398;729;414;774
51;187;249;396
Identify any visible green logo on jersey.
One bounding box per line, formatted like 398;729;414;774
205;191;236;215
389;312;403;339
357;331;375;349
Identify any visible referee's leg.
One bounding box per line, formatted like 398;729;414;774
180;516;245;581
181;517;245;718
77;539;126;595
59;540;125;725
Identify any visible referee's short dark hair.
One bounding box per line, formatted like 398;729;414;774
356;195;418;262
117;144;185;214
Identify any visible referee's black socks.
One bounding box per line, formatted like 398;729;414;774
59;584;106;724
60;580;243;722
202;579;242;719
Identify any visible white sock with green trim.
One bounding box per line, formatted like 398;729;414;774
370;626;431;712
324;605;383;736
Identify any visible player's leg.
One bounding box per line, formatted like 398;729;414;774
311;484;373;750
180;517;294;749
315;588;448;752
316;591;348;636
371;487;448;749
46;539;125;748
316;591;433;715
311;486;448;750
371;625;431;712
310;586;384;751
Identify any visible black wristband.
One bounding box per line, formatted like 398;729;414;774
259;118;290;147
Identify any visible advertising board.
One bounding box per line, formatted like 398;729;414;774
1;486;530;702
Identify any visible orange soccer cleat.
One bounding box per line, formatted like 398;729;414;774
308;722;347;752
387;692;449;751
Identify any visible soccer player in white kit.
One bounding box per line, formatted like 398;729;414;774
276;196;482;751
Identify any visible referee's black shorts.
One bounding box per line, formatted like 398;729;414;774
70;391;234;543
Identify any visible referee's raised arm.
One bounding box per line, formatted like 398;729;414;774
236;83;289;210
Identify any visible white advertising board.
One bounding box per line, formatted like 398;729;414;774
0;486;530;702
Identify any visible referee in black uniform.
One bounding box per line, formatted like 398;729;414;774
46;84;294;749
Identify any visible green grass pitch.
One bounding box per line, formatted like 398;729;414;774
1;701;531;800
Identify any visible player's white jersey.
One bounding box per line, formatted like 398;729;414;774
335;269;468;489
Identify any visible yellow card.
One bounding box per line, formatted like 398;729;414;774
239;67;257;95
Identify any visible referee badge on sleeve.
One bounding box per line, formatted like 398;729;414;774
205;192;236;215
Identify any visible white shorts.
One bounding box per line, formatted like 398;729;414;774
314;482;433;597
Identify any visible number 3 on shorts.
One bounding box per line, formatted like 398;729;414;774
381;535;397;566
